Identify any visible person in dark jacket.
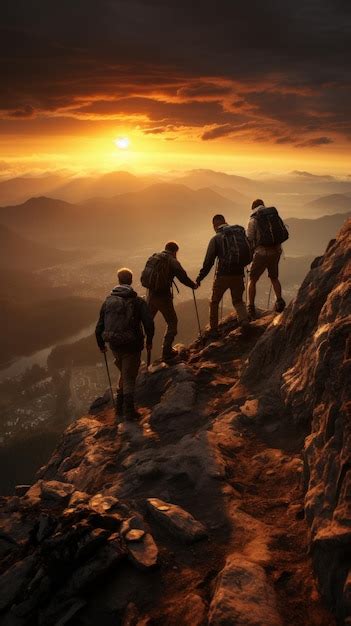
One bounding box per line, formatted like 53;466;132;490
246;199;286;318
147;241;197;361
95;267;154;419
196;215;250;334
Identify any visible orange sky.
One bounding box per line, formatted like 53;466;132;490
1;1;350;178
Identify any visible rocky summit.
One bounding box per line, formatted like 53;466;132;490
0;219;350;626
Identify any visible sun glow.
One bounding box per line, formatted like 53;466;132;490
115;137;130;150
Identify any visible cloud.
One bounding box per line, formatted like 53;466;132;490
177;83;233;99
202;124;241;140
6;105;35;118
295;136;334;148
0;0;350;147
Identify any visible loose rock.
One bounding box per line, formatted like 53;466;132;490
147;498;207;543
127;533;158;570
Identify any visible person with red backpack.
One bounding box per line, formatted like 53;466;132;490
196;215;252;335
246;199;289;318
95;268;154;420
141;241;197;362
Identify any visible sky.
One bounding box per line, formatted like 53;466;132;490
1;0;351;177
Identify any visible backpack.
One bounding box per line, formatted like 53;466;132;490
102;294;139;347
218;225;252;270
252;207;289;246
140;253;172;291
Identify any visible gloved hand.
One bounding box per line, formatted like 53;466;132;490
100;345;107;353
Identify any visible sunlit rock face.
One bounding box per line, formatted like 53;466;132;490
244;218;351;620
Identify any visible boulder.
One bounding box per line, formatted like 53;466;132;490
208;554;282;626
0;555;36;611
152;381;196;419
40;480;75;505
126;532;158;570
147;498;207;543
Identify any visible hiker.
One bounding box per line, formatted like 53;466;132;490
196;215;252;334
141;241;198;361
95;267;154;419
246;199;288;318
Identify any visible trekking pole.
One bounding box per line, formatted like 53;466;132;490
245;268;249;306
147;346;152;368
192;290;203;343
103;351;115;409
220;297;224;321
267;285;272;310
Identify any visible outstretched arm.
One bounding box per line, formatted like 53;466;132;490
172;259;197;290
196;236;217;283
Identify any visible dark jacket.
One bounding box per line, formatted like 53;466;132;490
196;224;244;283
95;285;154;353
150;250;196;296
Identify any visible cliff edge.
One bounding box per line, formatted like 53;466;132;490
0;219;349;626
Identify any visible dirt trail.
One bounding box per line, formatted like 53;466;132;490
102;314;335;626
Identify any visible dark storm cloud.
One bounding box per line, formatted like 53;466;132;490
1;0;351;144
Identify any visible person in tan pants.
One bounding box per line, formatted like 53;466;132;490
196;215;251;335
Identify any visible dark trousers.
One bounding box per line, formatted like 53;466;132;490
147;293;178;355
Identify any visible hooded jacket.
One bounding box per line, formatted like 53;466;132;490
95;285;154;353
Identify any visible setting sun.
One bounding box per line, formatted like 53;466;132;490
115;137;130;150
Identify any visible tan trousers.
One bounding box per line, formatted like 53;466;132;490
210;275;248;330
112;349;141;395
147;293;178;354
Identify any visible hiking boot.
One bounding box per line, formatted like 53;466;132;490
162;347;178;362
247;304;256;320
275;298;286;313
115;392;124;419
239;319;250;336
124;394;140;420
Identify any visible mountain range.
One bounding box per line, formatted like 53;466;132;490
0;188;349;257
1;169;351;217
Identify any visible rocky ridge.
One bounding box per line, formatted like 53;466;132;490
0;219;349;626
